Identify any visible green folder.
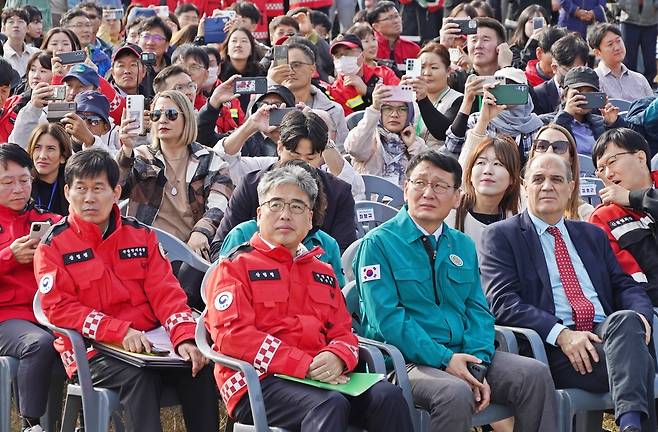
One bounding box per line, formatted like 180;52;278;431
273;372;385;397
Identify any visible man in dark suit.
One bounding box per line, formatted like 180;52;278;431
210;110;357;259
480;153;655;432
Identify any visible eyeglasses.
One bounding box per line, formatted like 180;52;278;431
289;61;313;71
140;32;166;43
260;198;310;214
595;151;636;175
186;64;205;73
173;82;197;92
150;108;179;122
0;177;32;190
79;114;104;126
408;178;458;194
381;104;409;115
376;12;401;22
534;139;570;155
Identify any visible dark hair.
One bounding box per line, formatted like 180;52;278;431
60;9;90;27
26;51;53;78
449;3;478;18
269;15;299;36
203;46;221;65
76;2;102;16
64;149;119;189
174;3;199;16
538;26;568;53
170;24;198;47
469;0;495;18
591;128;651;170
153;65;190;92
1;8;29;25
0;59;15;87
406;151;463;189
0;143;33;171
309;10;332;34
510;5;548;47
366;1;398;24
347;22;375;40
475;17;506;44
587;22;622;50
284;38;317;63
219;27;264;81
279;110;329;155
232;1;260;24
40;27;81;51
172;43;209;69
418;42;451;69
552;33;589;67
139;16;173;42
277;159;327;227
23;5;42;22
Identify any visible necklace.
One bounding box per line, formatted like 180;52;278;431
165;155;187;196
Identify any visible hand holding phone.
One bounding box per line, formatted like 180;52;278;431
405;58;421;78
269;107;297;126
273;45;289;67
30;222;52;241
58;50;86;66
126;95;145;135
234;77;268;95
467;362;488;383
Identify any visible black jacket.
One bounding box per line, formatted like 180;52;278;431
531;79;560;115
210;163;357;259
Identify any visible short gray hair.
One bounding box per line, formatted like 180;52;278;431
257;165;318;205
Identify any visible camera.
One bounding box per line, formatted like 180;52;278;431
140;52;157;66
47;102;77;123
47;85;67;101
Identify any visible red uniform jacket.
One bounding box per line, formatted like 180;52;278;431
196;88;245;134
0;95;22;143
329;63;400;115
132;0;222;16
204;234;359;416
375;31;420;69
398;0;442;12
289;0;332;9
0;203;59;324
34;205;196;377
525;59;550;88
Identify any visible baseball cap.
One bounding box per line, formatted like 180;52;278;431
330;34;364;55
63;64;100;88
75;91;110;125
562;66;600;91
112;43;143;62
251;85;296;114
494;67;528;85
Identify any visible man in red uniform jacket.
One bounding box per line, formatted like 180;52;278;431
367;1;420;73
33;149;218;432
328;34;400;115
0;144;63;432
205;164;413;431
590;128;658;306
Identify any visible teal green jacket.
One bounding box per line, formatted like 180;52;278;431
354;206;495;368
219;220;345;287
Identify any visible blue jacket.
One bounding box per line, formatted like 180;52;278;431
558;0;607;37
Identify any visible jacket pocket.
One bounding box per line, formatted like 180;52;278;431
114;261;148;306
252;284;289;309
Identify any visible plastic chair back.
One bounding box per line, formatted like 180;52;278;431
579;177;604;206
152;226;210;273
0;357;18;432
346;111;365;130
340;239;363;284
354;201;398;238
578;154;595;178
361;175;405;208
652;153;658;171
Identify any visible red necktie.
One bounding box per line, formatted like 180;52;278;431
547;227;595;332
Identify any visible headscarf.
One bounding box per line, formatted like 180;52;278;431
379;101;415;186
489;96;544;135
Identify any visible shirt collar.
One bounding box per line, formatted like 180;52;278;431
410;215;443;241
527;210;567;236
598;61;628;77
257;234;308;257
2;41;21;57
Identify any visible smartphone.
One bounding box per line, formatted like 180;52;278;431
215;10;236;19
204;16;230;44
581;92;606;110
30;222;51;241
269;107;297;126
154;5;169;18
103;8;124;21
467;362;487;383
126;95;145;135
382;85;415;103
234;77;268;95
47;102;77;122
58;50;86;66
405;58;421;78
140;52;156;66
533;16;546;30
489;84;529;105
273;45;289;67
447;18;477;35
47;85;67;101
148;346;170;357
448;48;461;64
128;7;156;24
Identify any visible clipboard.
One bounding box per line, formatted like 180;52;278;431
273;372;385;396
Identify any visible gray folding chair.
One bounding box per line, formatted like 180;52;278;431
346;111;365;131
652;153;658;171
579;177;604;206
152;226;211;272
0;356;17;432
340;239;363;284
341;281;517;431
361;175;405;208
118;199;128;216
578;154;596;178
354;201;398;238
608;99;631;112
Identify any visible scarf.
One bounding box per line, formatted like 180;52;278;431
489;97;544;135
378;102;415;186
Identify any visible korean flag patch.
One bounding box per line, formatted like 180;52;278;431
214;291;234;311
39;273;54;294
360;264;380;282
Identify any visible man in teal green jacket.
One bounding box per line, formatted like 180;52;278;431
354;151;557;431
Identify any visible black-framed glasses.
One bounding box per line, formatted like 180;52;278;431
595;151;636;175
260;198;310;214
534;139;570;155
381;104;409;115
289;61;313;71
150;108;179;122
408;178;458;194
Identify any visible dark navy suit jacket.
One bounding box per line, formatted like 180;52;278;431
479;211;653;341
531;79;560;115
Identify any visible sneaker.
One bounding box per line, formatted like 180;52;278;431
22;426;44;432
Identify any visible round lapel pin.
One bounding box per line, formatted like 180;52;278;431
449;254;464;267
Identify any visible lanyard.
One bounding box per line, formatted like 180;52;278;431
37;178;58;211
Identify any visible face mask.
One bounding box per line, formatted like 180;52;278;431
205;66;218;87
334;56;359;76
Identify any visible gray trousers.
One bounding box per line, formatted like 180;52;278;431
0;319;64;419
408;350;557;431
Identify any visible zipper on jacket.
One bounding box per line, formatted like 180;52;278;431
421;236;439;305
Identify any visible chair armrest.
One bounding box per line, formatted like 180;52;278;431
194;312;270;432
494;325;519;354
357;344;386;374
495;325;549;365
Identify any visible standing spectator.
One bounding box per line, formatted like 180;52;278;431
287;8;335;82
60;10;111;77
109;43;147;97
367;2;420;73
310;10;333;40
137;16;173;74
175;4;200;28
1;8;40;77
399;0;442;44
589;23;654;101
171;44;211;110
508;5;550;70
558;0;606;38
524;27;568;87
76;2;113;59
2;0;52;32
23;6;44;48
348;23;383;68
39;27;80;55
618;0;658;88
268;16;299;46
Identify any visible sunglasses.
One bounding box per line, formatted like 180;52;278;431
534;139;570;155
150;108;179;122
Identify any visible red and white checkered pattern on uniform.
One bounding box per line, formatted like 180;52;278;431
60;346;95;367
82;310;105;339
220;369;265;405
164;311;195;333
109;95;121;112
253;335;281;373
330;340;359;360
